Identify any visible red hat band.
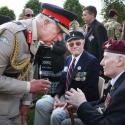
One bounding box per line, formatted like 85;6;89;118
42;9;71;28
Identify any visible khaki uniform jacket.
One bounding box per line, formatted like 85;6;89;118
0;19;36;118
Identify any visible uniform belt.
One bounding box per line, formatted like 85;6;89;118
3;72;20;78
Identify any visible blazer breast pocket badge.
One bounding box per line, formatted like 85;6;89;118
75;71;87;81
88;35;94;42
63;66;68;72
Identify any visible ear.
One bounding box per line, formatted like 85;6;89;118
81;39;85;48
66;42;69;48
43;19;50;29
117;55;124;67
82;39;85;45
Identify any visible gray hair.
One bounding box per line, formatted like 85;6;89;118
35;13;56;25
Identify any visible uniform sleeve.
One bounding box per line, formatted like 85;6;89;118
22;67;33;105
0;30;29;94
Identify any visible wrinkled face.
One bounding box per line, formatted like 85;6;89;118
66;39;84;57
37;20;63;46
100;52;119;78
82;10;94;24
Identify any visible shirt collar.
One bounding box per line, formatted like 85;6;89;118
71;51;83;66
110;70;125;86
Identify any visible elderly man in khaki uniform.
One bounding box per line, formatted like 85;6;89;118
0;3;77;125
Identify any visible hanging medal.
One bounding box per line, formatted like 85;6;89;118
27;30;32;44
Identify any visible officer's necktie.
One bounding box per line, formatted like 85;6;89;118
66;58;76;90
106;82;112;93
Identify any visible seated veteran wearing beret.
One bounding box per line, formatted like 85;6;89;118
0;3;77;125
63;39;125;125
34;30;100;125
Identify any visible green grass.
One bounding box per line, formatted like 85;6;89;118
27;108;35;125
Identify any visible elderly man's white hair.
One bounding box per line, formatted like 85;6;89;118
35;13;57;26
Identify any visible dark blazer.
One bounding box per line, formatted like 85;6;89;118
56;51;100;101
85;20;108;63
77;71;125;125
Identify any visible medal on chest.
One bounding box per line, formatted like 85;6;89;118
104;93;112;109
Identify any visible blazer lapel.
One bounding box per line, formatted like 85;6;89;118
73;51;87;77
85;20;97;39
104;71;125;110
111;71;125;94
66;56;72;68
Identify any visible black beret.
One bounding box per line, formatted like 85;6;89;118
65;30;84;42
41;3;77;33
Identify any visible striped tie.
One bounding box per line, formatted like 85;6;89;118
66;58;76;90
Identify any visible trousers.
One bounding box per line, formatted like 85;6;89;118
34;95;68;125
61;118;85;125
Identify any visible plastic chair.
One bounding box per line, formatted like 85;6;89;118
98;76;105;98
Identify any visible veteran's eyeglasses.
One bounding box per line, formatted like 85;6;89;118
68;41;82;47
25;14;34;17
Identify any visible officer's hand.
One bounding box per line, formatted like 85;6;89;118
30;79;51;93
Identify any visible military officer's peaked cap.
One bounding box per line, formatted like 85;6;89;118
41;3;77;34
103;39;125;55
65;30;84;42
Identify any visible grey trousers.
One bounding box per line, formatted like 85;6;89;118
34;95;68;125
61;118;85;125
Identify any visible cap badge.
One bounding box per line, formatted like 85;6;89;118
105;42;112;48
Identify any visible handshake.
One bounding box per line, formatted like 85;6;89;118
30;79;51;93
